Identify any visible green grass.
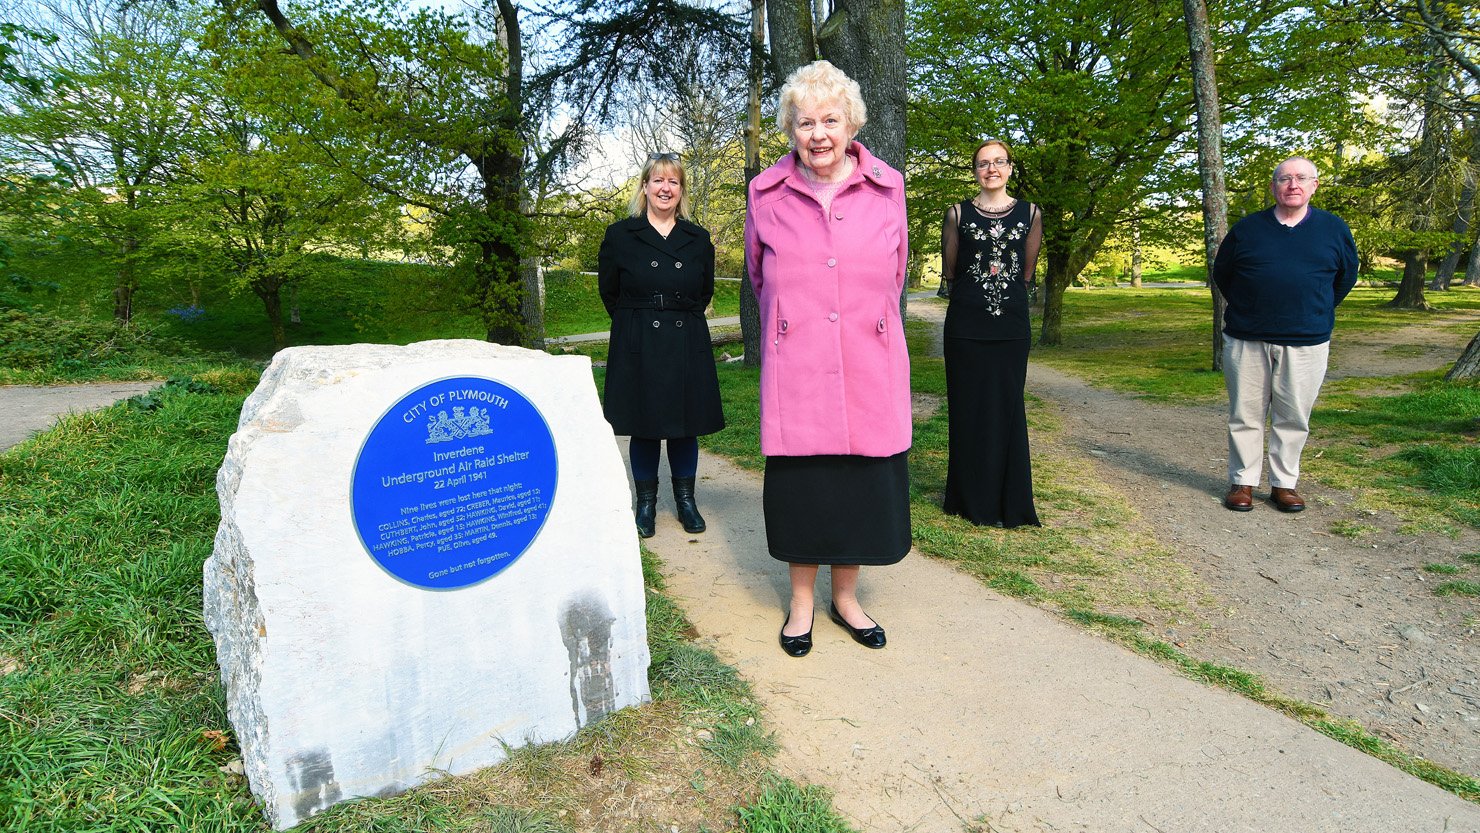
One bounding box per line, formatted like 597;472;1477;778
0;308;240;384
734;776;858;833
0;367;825;831
1307;381;1480;530
1423;563;1464;575
1019;285;1480;531
1031;287;1228;402
1029;285;1480;404
1435;581;1480;598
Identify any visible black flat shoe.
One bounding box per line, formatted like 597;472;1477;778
779;613;813;657
829;603;886;649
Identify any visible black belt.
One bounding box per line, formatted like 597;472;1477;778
615;293;700;312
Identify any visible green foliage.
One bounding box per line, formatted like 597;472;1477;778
0;308;196;378
908;0;1390;343
0;0;206;322
734;776;858;833
125;377;219;411
0;22;58;96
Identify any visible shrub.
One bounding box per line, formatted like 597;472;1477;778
0;309;191;372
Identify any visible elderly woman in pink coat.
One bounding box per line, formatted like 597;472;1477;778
745;60;911;658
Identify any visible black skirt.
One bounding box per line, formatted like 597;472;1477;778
942;337;1040;528
763;451;911;565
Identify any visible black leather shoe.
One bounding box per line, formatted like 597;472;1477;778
672;476;706;533
829;603;886;649
634;479;658;538
779;613;812;657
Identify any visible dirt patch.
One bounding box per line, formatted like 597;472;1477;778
1330;313;1480;380
986;310;1480;778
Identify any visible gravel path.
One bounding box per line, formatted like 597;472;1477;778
0;382;159;453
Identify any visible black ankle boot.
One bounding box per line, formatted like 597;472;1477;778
634;479;658;538
672;476;706;533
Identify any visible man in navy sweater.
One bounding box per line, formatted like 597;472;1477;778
1212;156;1359;513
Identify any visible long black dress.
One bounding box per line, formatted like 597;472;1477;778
598;215;725;439
941;199;1041;528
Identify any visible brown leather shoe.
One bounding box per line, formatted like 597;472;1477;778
1224;484;1254;512
1270;486;1306;513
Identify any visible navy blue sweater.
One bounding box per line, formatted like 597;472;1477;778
1212;207;1359;346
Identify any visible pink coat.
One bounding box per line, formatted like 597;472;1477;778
744;142;911;457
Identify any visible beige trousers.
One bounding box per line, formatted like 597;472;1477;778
1223;336;1330;489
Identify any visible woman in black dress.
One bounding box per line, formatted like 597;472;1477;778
939;139;1042;528
599;153;725;538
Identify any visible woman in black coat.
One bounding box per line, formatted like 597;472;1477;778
599;153;725;538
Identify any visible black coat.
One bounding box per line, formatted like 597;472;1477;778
598;215;725;439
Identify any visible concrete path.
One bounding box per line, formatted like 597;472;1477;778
641;451;1479;832
0;383;158;453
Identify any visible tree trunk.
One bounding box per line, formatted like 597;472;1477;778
816;0;908;318
1390;54;1445;310
1039;235;1074;346
1130;217;1142;288
1433;119;1479;290
1183;0;1228;371
255;277;287;351
1464;233;1480;286
113;204;138;323
1389;252;1434;309
113;261;135;323
767;0;816;81
817;0;906;172
740;0;764;368
521;260;545;349
1444;329;1480;380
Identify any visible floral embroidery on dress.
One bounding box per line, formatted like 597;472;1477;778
962;216;1026;317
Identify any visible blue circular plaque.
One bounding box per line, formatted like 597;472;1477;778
351;376;558;590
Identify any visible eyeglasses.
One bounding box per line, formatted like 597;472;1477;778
649;152;681;162
1275;174;1316;185
975;158;1012;170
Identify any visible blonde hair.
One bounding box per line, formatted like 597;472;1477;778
777;60;867;141
628;156;692;219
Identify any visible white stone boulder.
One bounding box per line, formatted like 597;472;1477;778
204;340;650;829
